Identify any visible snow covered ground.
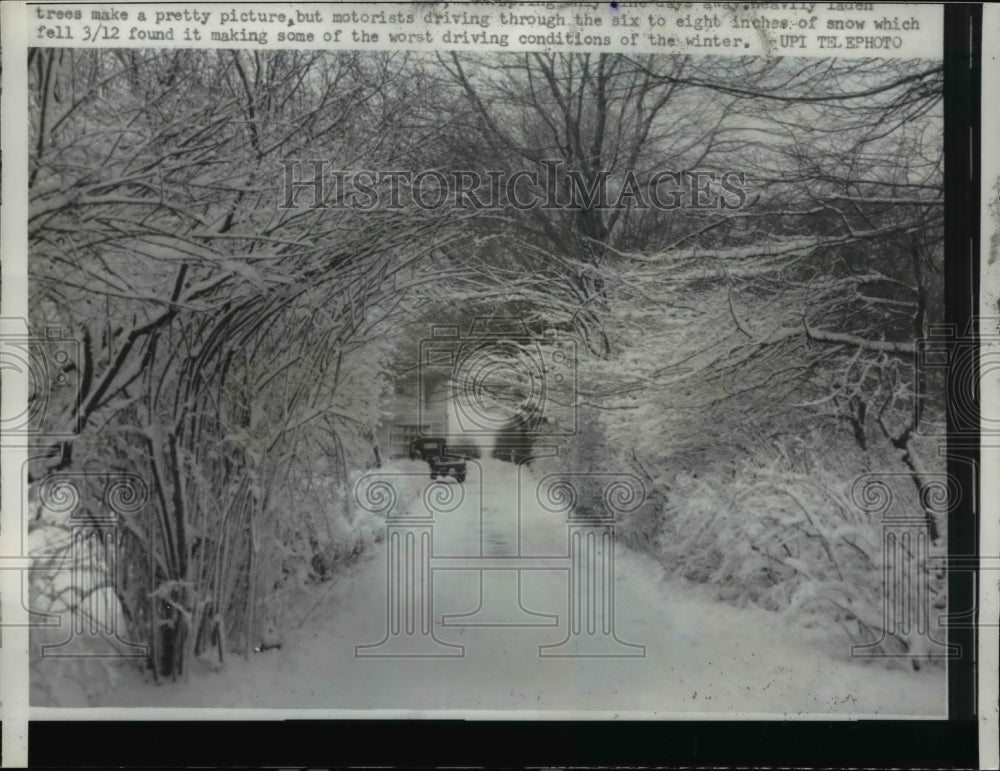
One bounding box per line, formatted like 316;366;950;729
88;459;946;716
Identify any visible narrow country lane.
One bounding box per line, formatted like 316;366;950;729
103;460;945;715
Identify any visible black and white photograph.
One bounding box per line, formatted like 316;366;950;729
1;4;990;763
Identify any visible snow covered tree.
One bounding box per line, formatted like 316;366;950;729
28;49;461;682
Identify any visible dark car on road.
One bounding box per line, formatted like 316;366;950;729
409;437;467;483
428;451;467;483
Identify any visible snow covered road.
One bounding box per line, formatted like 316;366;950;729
98;459;946;716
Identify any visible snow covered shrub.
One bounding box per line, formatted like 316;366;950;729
248;458;389;653
614;489;665;554
659;433;946;668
